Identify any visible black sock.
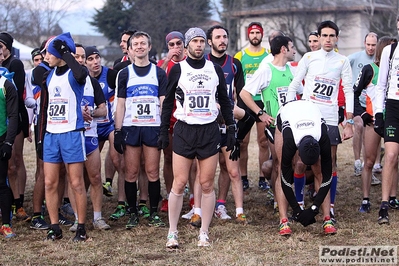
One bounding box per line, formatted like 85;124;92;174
106;178;113;185
14;198;22;210
241;175;248;181
77;223;85;231
0;185;13;224
125;181;137;214
33;212;42;217
363;198;370;202
63;197;70;204
259;177;266;182
51;224;61;232
118;201;126;206
20;194;24;205
148;179;161;215
389;196;396;202
139;200;147;205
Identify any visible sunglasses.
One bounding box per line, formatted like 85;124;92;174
168;40;182;47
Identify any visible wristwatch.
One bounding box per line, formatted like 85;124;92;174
310;205;319;213
347;119;354;125
257;110;264;116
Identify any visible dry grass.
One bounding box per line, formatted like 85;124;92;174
1;129;398;266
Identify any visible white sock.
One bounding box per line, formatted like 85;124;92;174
93;211;101;221
235;207;244;217
194;208;202;217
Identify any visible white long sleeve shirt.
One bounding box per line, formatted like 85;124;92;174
287;49;353;126
374;43;399;114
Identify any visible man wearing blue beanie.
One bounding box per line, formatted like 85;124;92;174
37;32;89;242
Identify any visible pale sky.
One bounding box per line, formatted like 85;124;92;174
59;1;105;36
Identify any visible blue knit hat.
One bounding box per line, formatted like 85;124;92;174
47;32;76;59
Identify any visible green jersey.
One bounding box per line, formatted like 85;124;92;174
262;63;293;127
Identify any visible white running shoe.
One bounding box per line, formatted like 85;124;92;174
371;174;381;186
93;217;111;230
198;231;210;247
181;207;194;220
166;231;179;248
214;205;231;219
372;164;383;174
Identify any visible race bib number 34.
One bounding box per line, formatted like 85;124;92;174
131;97;157;123
48;98;69;124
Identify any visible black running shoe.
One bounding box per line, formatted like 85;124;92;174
378;208;389;225
58;213;74;226
46;229;63;241
73;228;87;242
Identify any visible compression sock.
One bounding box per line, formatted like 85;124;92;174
148;179;161;215
125;181;137;214
294;172;305;206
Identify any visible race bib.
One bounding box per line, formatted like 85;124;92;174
277;86;288;105
131;97;157;123
186;91;212;117
48;98;69;124
310;76;338;104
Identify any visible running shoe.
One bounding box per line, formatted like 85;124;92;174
60;203;74;217
182;207;194;220
102;182;113;197
372;164;383;174
378;208;389;224
69;220;78;232
0;224;16;238
279;218;292;236
166;231;179;249
258;180;270;191
160;199;168;212
73;228;87;242
354;160;362;176
359;200;371;213
242;179;249;191
323;216;337;235
109;204;126;221
126;213;139;229
236;213;247;224
30;215;50;230
389;199;399;210
148;213;166;227
93;217;111;230
371;174;381;186
46;229;63;241
138;204;150;218
15;207;31;222
214;205;231;219
58;213;74;226
198;231;210;247
190;214;201;228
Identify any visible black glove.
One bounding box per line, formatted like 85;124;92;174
229;140;240;161
361;112;373;127
338;106;345;124
226;125;236;152
114;130;126;154
0;142;12;161
36;141;43;160
53;39;70;55
374;112;384;137
157;130;169;150
297;206;318;227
